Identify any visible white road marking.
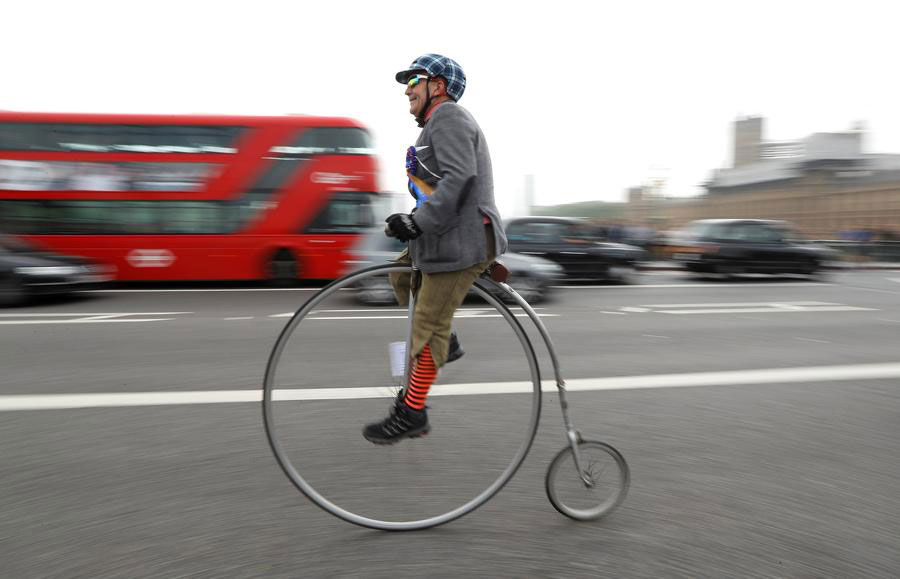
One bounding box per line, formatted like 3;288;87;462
639;301;835;308
86;288;328;293
311;307;546;313
0;312;192;316
84;282;835;293
0;319;179;325
552;282;830;289
607;301;875;316
0;312;192;325
658;306;875;314
271;307;552;319
599;311;627;315
4;362;900;411
888;278;900;283
795;337;830;343
305;313;558;320
642;334;671;339
843;285;900;295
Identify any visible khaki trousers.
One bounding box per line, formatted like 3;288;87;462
390;225;496;368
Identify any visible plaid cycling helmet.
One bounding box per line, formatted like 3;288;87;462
395;54;466;101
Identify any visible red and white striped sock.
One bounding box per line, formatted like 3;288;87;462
404;344;437;410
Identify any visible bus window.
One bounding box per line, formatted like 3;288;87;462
0;123;246;154
270;127;374;156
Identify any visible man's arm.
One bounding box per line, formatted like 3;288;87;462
410;107;478;235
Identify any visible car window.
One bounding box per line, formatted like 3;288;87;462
508;222;568;244
359;230;405;252
781;228;807;243
731;222;783;243
682;221;728;240
303;192;375;234
560;224;595;243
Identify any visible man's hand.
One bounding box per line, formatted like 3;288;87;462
385;213;422;242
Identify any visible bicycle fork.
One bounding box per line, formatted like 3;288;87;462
498;282;594;488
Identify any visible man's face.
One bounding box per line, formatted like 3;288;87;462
405;75;431;117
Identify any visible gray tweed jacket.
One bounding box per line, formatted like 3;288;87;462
408;102;507;273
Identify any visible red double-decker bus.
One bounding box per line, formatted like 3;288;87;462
0;111;381;281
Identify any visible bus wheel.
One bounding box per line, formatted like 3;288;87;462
267;249;299;286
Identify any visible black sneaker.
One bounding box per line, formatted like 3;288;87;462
446;331;465;363
362;401;430;445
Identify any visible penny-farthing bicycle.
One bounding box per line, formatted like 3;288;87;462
263;258;629;531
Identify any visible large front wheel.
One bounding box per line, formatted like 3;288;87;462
263;264;542;531
545;439;630;521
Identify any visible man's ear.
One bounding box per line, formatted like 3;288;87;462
432;78;446;97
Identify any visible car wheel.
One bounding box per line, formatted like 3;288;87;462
608;264;636;285
267;249;299;286
0;275;27;307
502;274;545;304
356;277;397;306
803;259;827;280
714;262;743;279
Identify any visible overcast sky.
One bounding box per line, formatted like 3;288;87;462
3;0;899;217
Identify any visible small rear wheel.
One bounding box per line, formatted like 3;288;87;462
545;439;629;521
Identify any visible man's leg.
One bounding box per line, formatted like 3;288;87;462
363;227;496;444
401;226;497;408
389;247;464;362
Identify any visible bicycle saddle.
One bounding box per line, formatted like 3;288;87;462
483;260;510;283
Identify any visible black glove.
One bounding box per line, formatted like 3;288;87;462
385;213;422;242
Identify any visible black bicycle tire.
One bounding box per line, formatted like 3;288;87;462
262;263;542;531
545;439;630;521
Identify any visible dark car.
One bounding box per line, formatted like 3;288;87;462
504;216;646;282
341;228;564;305
0;235;114;306
667;219;839;276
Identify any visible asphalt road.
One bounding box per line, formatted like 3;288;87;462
2;270;899;578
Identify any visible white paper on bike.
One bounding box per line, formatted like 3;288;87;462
389;341;407;378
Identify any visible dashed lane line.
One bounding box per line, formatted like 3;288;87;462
0;312;193;325
3;362;900;411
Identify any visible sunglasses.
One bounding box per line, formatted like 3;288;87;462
406;74;430;88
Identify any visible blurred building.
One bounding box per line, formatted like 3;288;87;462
634;117;900;238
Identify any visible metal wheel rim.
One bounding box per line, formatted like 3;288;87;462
262;263;542;531
546;440;630;521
